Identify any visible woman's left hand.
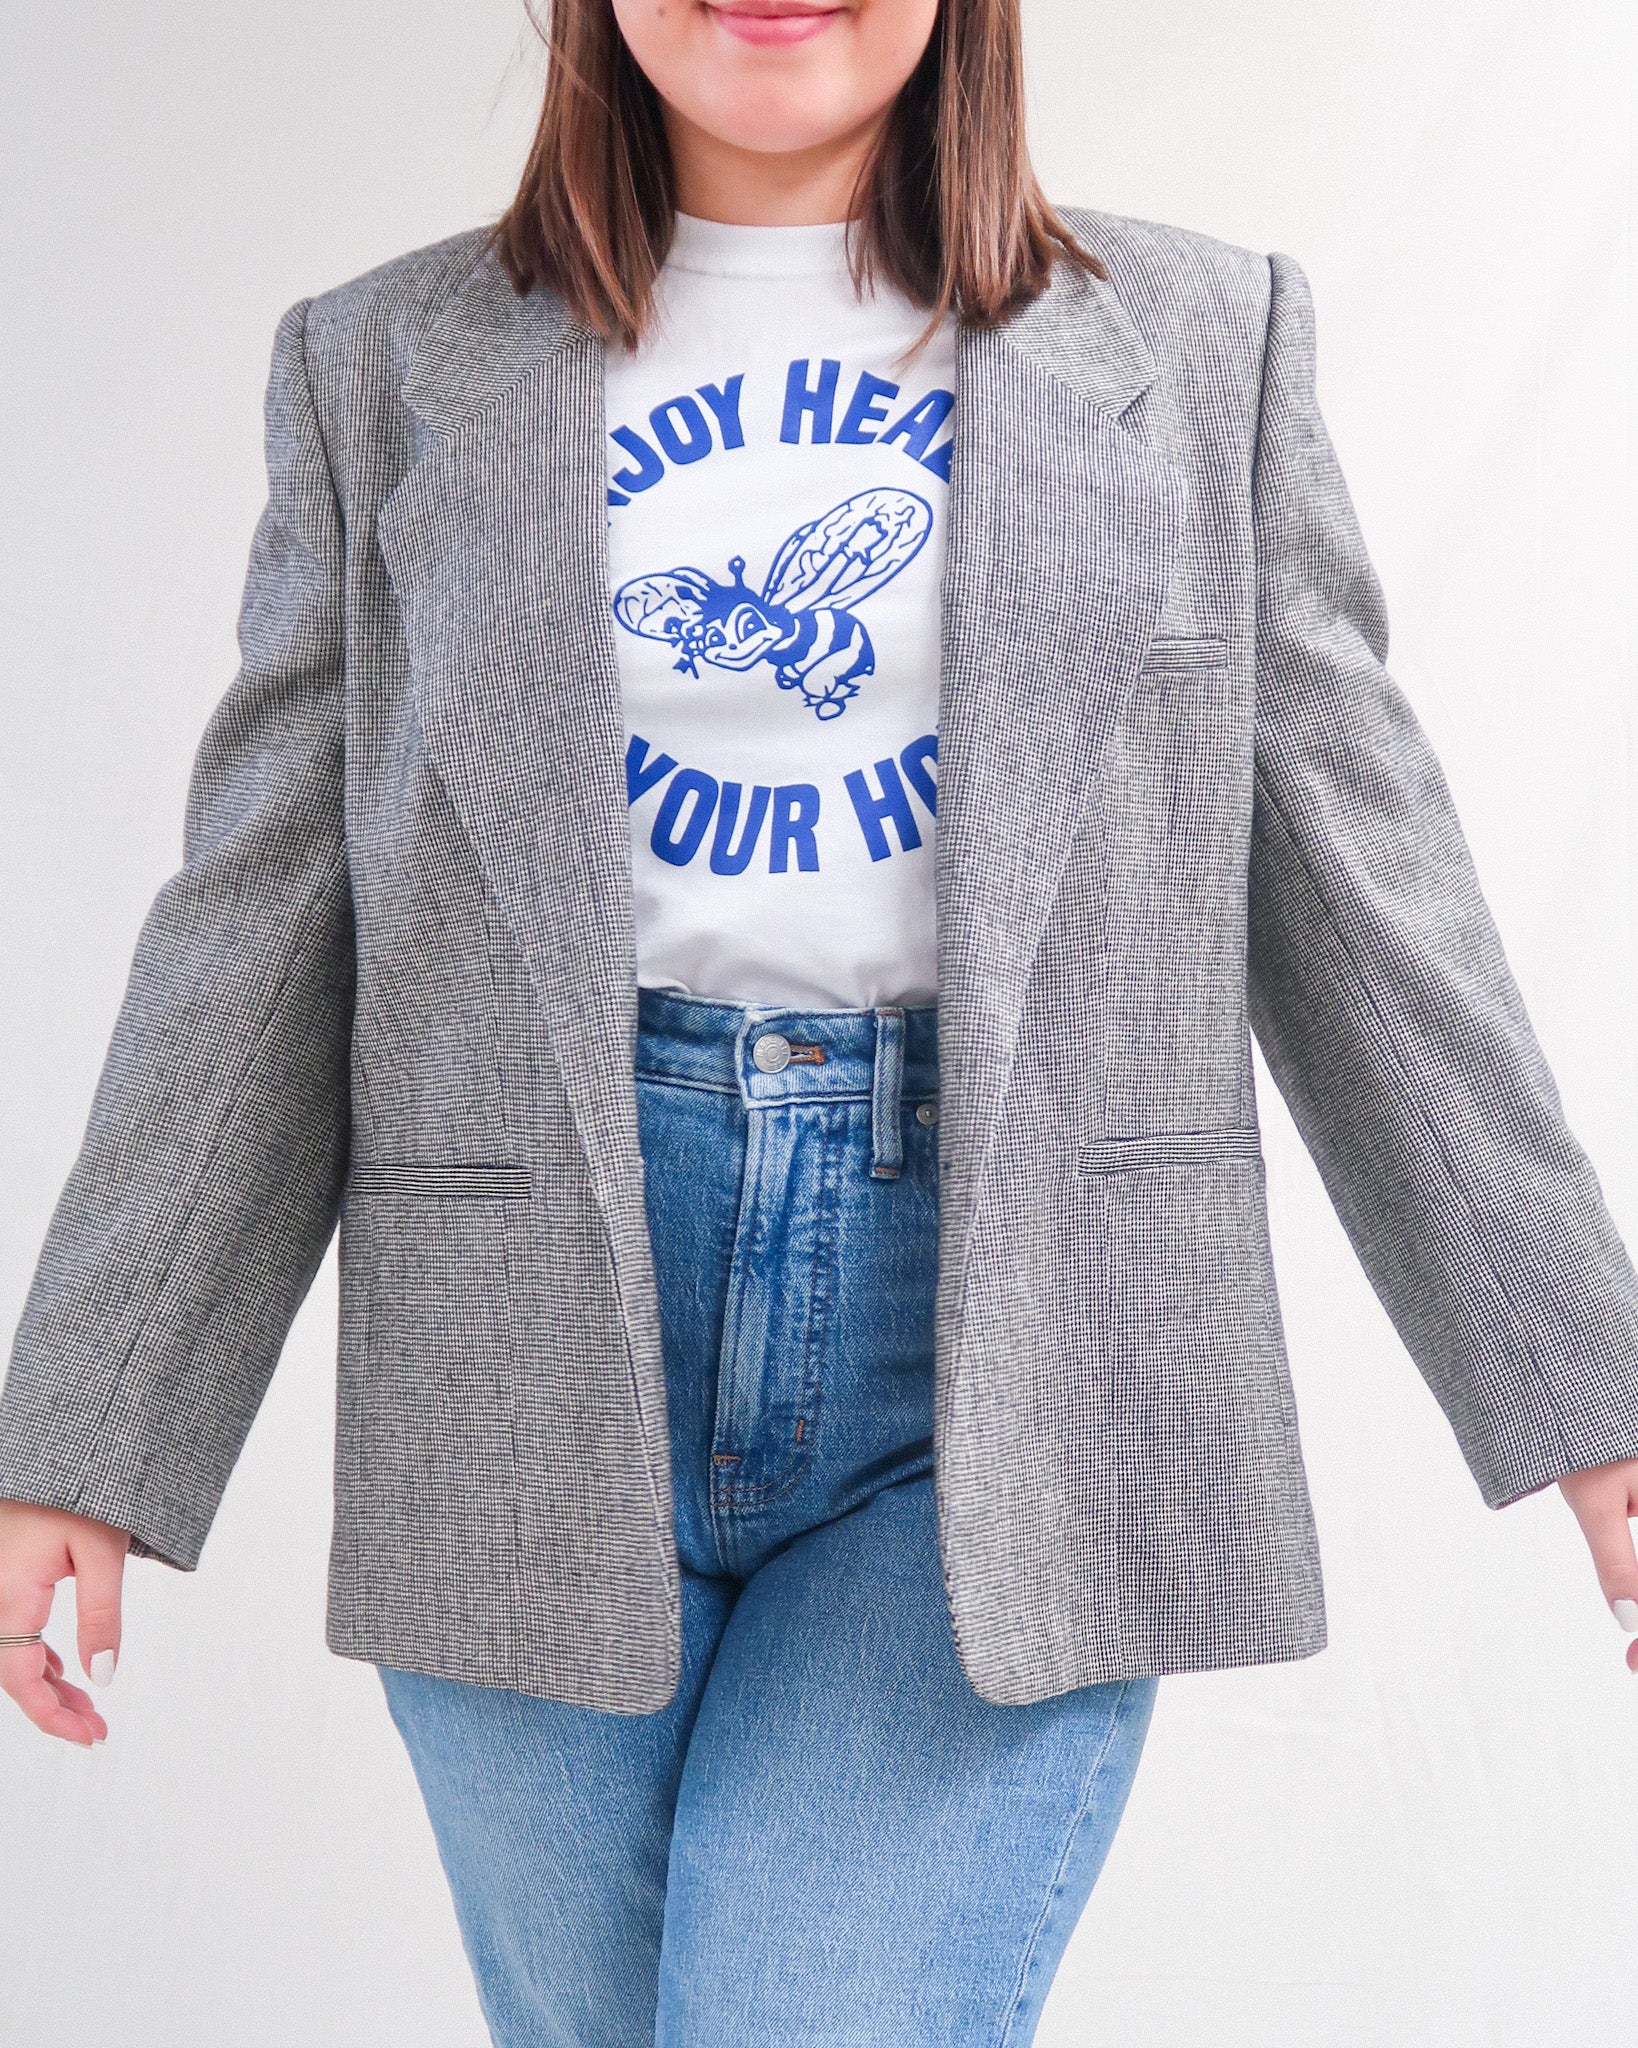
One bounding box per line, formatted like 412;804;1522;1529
1557;1459;1638;1672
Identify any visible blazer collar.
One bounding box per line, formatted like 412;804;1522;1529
402;233;1159;441
989;249;1160;425
401;243;582;436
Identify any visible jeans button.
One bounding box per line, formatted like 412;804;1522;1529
752;1031;792;1074
915;1100;939;1126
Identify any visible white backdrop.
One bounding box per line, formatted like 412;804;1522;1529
1;4;1633;2042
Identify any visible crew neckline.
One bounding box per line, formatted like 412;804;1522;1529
665;210;855;281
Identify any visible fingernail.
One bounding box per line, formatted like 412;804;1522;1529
88;1649;116;1687
1612;1600;1638;1634
91;1734;105;1746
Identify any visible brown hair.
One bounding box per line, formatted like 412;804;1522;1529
490;0;1105;353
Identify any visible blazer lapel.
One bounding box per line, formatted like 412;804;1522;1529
375;241;1188;1364
377;254;646;1231
935;264;1189;1276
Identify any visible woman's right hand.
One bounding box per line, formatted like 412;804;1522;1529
0;1501;126;1745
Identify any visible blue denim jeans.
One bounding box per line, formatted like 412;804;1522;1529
379;987;1157;2048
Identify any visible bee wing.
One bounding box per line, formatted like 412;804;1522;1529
761;489;933;614
612;567;713;644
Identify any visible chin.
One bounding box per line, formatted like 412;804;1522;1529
688;89;863;162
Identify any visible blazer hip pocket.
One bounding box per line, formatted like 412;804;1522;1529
348;1160;533;1200
1078;1127;1263;1176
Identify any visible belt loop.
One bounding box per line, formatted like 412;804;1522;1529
870;1007;905;1180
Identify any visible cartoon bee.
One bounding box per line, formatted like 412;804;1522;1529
611;487;933;720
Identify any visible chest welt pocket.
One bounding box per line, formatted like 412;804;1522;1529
1137;631;1232;682
1079;1126;1263;1176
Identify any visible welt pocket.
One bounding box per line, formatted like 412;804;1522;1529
348;1160;532;1200
1138;632;1231;677
1078;1127;1263;1176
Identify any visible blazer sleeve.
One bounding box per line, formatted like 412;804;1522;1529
0;299;354;1568
1245;251;1638;1508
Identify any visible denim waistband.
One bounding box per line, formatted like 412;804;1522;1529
635;986;939;1181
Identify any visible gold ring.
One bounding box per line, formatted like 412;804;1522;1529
0;1630;45;1647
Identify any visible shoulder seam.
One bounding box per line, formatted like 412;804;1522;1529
294;297;345;524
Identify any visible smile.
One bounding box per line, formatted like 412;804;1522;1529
705;2;847;47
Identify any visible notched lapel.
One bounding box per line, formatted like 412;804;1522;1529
377;261;644;1218
936;262;1189;1249
372;242;1189;1365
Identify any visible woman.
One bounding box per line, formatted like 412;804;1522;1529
2;0;1635;2041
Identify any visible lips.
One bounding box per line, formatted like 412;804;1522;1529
706;1;847;47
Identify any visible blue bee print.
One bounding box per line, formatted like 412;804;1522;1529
611;488;933;720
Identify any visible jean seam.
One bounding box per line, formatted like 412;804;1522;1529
748;1091;875;1107
714;1102;839;1510
993;1678;1135;2048
635;1070;740;1098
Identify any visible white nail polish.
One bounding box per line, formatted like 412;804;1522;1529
1612;1600;1638;1634
88;1649;116;1687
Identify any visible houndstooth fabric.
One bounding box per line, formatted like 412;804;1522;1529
3;209;1635;1711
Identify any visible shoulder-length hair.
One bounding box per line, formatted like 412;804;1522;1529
490;0;1105;352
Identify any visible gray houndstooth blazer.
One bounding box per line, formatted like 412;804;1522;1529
4;208;1637;1711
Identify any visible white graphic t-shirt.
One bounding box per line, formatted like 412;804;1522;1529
604;211;954;1009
